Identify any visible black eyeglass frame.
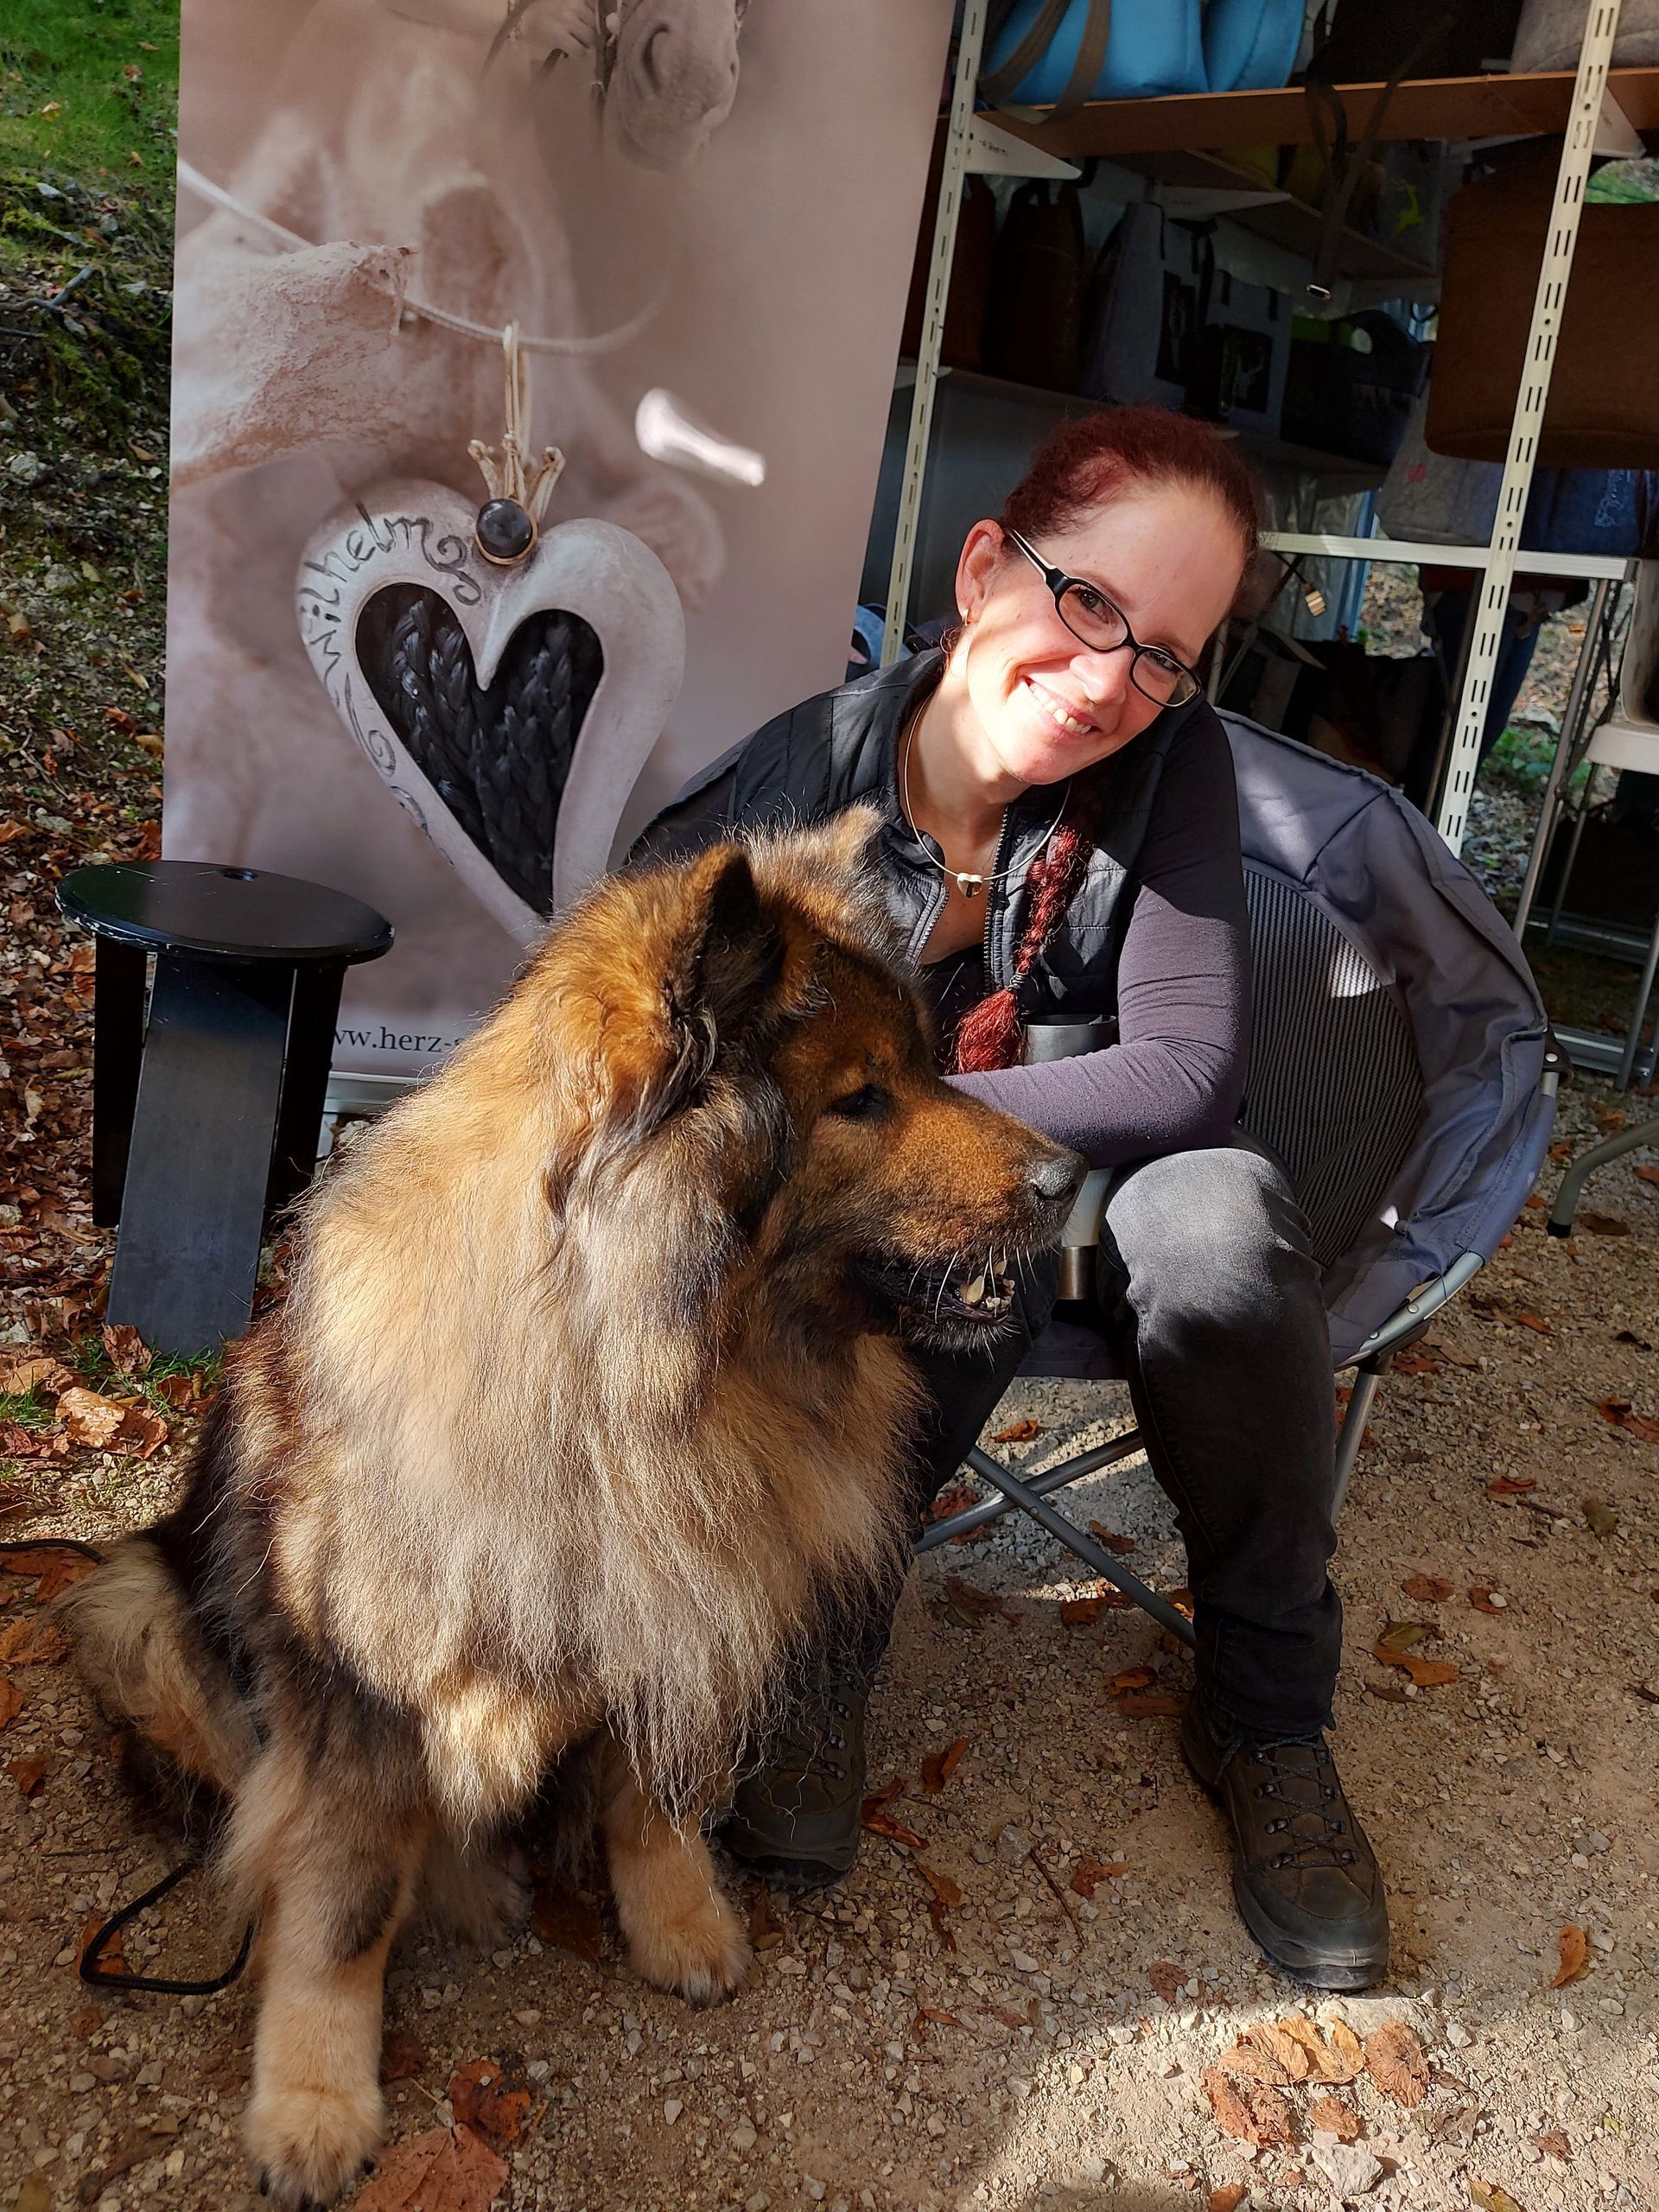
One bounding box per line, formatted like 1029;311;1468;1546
1003;527;1204;709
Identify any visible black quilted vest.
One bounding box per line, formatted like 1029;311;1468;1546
641;648;1213;1024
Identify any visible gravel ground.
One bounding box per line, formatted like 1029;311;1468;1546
2;1085;1656;2212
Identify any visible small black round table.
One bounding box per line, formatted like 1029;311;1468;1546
58;861;393;1358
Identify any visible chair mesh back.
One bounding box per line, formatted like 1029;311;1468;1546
1240;868;1425;1269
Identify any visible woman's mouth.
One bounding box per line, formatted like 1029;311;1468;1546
1022;676;1097;741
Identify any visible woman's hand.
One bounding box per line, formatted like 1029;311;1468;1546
506;0;600;60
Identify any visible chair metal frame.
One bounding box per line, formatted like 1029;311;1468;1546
914;1119;1550;1651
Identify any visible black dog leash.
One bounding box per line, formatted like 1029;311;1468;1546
1;1537;257;1998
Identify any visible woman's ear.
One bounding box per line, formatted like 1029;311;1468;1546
955;518;1005;626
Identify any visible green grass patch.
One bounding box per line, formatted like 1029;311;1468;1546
69;1336;222;1414
1484;721;1591;802
0;1387;54;1430
0;0;179;188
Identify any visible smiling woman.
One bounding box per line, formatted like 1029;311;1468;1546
634;405;1395;1994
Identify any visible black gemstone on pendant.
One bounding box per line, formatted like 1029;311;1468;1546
475;498;537;563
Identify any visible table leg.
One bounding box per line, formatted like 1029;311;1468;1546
266;963;346;1217
106;955;294;1357
91;938;149;1228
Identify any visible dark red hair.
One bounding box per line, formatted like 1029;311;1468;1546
950;408;1259;1077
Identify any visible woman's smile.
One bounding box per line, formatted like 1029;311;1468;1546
1020;673;1103;742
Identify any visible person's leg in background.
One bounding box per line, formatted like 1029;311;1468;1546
719;1260;1058;1885
1097;1135;1389;1988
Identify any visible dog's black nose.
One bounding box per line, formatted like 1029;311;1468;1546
1028;1149;1086;1204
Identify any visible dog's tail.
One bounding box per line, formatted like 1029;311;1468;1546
63;1535;257;1802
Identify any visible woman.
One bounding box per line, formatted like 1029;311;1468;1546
638;408;1389;1991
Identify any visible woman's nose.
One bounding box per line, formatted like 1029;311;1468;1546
1073;645;1134;709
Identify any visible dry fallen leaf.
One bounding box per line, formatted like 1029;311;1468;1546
1086;1519;1138;1554
8;1756;47;1799
1276;2014;1362;2083
0;1681;22;1731
1512;1308;1549;1334
912;1859;963;1910
919;1737;970;1792
1103;1666;1154;1694
861;1801;928;1850
1401;1574;1455;1602
528;1872;602;1963
1582;1497;1618;1537
1068;1858;1128;1899
1112;1690;1185;1715
1578;1210;1630;1236
1634;1162;1659;1187
78;1911;125;1981
1363;2018;1430;2107
913;2005;968;2031
31;1554;95;1605
1470;2184;1524;2212
0;1354;74;1396
99;1323;151;1376
447;2057;531;2148
1148;1961;1189;2005
1468;1586;1508;1615
353;2123;509;2212
1059;1594;1107;1625
1218;2038;1292;2087
1391;1348;1444;1375
941;1574;1008;1623
1548;1923;1592;1988
1202;2067;1298;2148
990;1418;1044;1444
0;1616;70;1665
380;2026;429;2082
1485;1474;1537;1497
57;1387;127;1450
1530;2129;1570;2161
1208;2189;1249;2212
117;1405;168;1459
1307;2094;1362;2141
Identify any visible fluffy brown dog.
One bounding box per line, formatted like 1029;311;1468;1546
66;812;1081;2206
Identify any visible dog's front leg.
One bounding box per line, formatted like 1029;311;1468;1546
233;1737;432;2208
599;1741;751;2006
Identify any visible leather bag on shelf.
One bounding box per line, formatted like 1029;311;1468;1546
1511;0;1659;72
979;0;1206;118
1303;0;1524;79
899;143;996;372
1427;147;1659;467
982;179;1088;392
1280;310;1429;467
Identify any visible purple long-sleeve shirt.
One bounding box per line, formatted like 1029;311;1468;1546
934;708;1250;1165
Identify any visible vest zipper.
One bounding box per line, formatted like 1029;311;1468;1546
982;807;1012;988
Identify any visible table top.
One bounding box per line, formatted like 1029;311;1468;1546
58;861;394;965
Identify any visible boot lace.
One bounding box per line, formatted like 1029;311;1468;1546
1248;1738;1359;1873
772;1662;864;1784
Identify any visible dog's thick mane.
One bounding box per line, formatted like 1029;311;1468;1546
196;814;920;1822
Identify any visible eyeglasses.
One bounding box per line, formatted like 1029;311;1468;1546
1004;528;1202;709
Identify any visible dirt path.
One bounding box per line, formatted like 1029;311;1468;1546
2;1083;1655;2212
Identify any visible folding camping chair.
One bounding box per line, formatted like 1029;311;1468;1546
918;712;1566;1647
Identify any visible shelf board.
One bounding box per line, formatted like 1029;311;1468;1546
902;363;1390;489
1109;149;1438;286
988;66;1659;160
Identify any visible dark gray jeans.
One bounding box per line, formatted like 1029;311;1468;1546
873;1135;1343;1742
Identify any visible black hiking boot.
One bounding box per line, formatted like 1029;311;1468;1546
1182;1698;1390;1991
721;1657;870;1888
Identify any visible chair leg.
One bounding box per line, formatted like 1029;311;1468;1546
1548;1115;1659;1237
1332;1357;1389;1516
963;1446;1197;1649
91;938;148;1228
914;1428;1146;1553
106;955;294;1357
266;962;346;1217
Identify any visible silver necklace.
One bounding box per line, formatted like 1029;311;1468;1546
899;701;1070;901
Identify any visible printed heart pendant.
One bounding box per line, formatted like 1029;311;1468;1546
296;480;684;941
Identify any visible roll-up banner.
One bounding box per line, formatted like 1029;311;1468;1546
167;0;951;1074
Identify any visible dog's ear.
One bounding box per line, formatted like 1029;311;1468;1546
642;847;785;1128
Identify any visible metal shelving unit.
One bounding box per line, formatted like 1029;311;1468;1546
880;0;1634;856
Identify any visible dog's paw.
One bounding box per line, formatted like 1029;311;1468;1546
245;2074;385;2209
423;1837;531;1948
626;1888;752;2008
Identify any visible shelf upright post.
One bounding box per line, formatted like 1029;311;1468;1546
881;0;989;664
1433;0;1625;851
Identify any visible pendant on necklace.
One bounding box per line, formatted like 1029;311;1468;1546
956;873;984;899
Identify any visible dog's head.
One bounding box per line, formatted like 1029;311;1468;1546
531;810;1084;1359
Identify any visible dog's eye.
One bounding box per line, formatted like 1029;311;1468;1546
825;1084;891;1122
